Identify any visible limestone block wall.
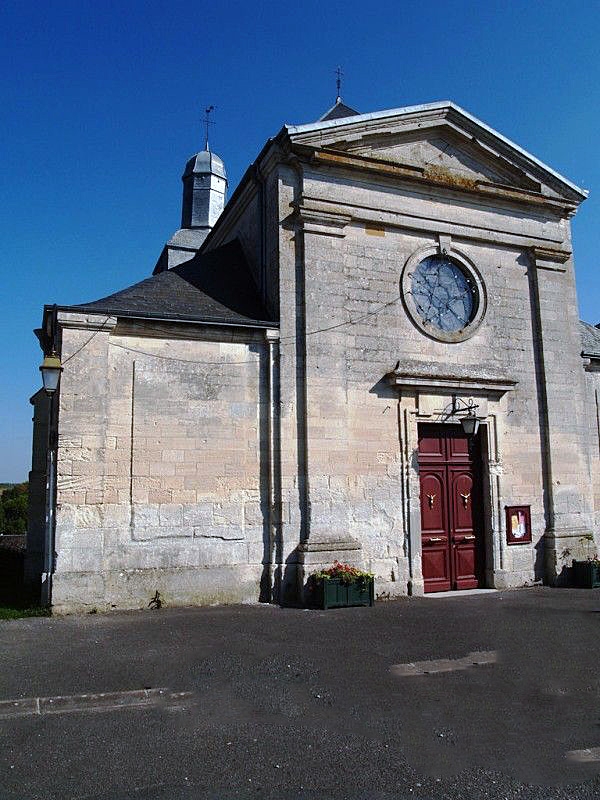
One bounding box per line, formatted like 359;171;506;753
52;314;268;612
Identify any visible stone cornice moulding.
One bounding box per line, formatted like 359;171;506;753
287;202;351;238
295;195;567;252
293;146;578;217
386;371;517;397
529;245;572;273
56;311;118;331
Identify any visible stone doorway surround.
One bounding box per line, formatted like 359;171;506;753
385;369;516;595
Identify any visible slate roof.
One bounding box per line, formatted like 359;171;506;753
63;239;276;328
581;320;600;357
319;99;360;122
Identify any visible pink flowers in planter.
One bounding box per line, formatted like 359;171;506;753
310;561;373;585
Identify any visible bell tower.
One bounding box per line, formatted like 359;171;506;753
180;149;227;231
154;107;227;273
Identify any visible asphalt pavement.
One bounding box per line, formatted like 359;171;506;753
2;587;600;799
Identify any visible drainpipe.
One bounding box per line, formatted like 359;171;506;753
265;328;280;601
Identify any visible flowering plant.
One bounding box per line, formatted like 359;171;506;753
309;561;373;585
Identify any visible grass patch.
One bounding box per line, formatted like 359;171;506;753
0;605;51;620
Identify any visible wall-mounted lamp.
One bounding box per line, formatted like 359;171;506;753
39;352;63;395
446;395;480;437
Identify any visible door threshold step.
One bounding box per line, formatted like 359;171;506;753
424;588;498;598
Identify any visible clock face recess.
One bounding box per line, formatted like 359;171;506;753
410;255;478;333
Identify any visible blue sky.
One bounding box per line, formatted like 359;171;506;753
2;0;599;481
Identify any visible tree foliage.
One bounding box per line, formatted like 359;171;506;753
0;483;28;536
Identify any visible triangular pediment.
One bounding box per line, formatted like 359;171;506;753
285;102;586;204
335;130;541;192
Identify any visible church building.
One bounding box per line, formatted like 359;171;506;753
26;98;600;611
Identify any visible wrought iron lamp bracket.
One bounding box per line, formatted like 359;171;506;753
441;395;481;437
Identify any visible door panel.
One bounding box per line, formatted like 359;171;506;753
447;433;471;462
418;425;484;593
450;468;479;589
453;546;478;588
422;548;451;592
417;430;446;462
419;468;451;591
450;469;474;535
419;470;446;538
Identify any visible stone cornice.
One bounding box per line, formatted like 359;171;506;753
56;311;118;331
292;145;578;216
529;245;572;273
386;371;517;396
286;201;352;237
290;195;567;252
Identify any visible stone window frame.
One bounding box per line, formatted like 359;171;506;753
400;244;487;343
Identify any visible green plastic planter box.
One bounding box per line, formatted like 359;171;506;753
308;576;374;609
572;560;600;589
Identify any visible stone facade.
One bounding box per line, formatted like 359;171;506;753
28;101;599;610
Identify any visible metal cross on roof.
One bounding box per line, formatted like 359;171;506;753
203;105;215;151
335;66;343;102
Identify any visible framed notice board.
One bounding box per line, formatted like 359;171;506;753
505;505;531;545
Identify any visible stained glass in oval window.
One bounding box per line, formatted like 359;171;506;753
410;255;478;333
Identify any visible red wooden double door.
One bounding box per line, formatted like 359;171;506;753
418;424;485;593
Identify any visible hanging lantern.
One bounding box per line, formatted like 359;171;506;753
39;352;63;395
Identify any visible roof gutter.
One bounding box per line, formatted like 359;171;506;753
48;304;279;331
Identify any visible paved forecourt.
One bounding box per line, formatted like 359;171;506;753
2;587;600;799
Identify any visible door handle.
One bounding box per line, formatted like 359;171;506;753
427;537;444;542
462;535;476;541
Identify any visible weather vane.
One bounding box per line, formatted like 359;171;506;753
335;66;343;103
203;105;215;151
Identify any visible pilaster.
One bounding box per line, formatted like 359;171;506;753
291;204;363;597
528;246;595;582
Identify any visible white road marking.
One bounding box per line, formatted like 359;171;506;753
0;688;193;719
390;650;498;676
566;747;600;763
